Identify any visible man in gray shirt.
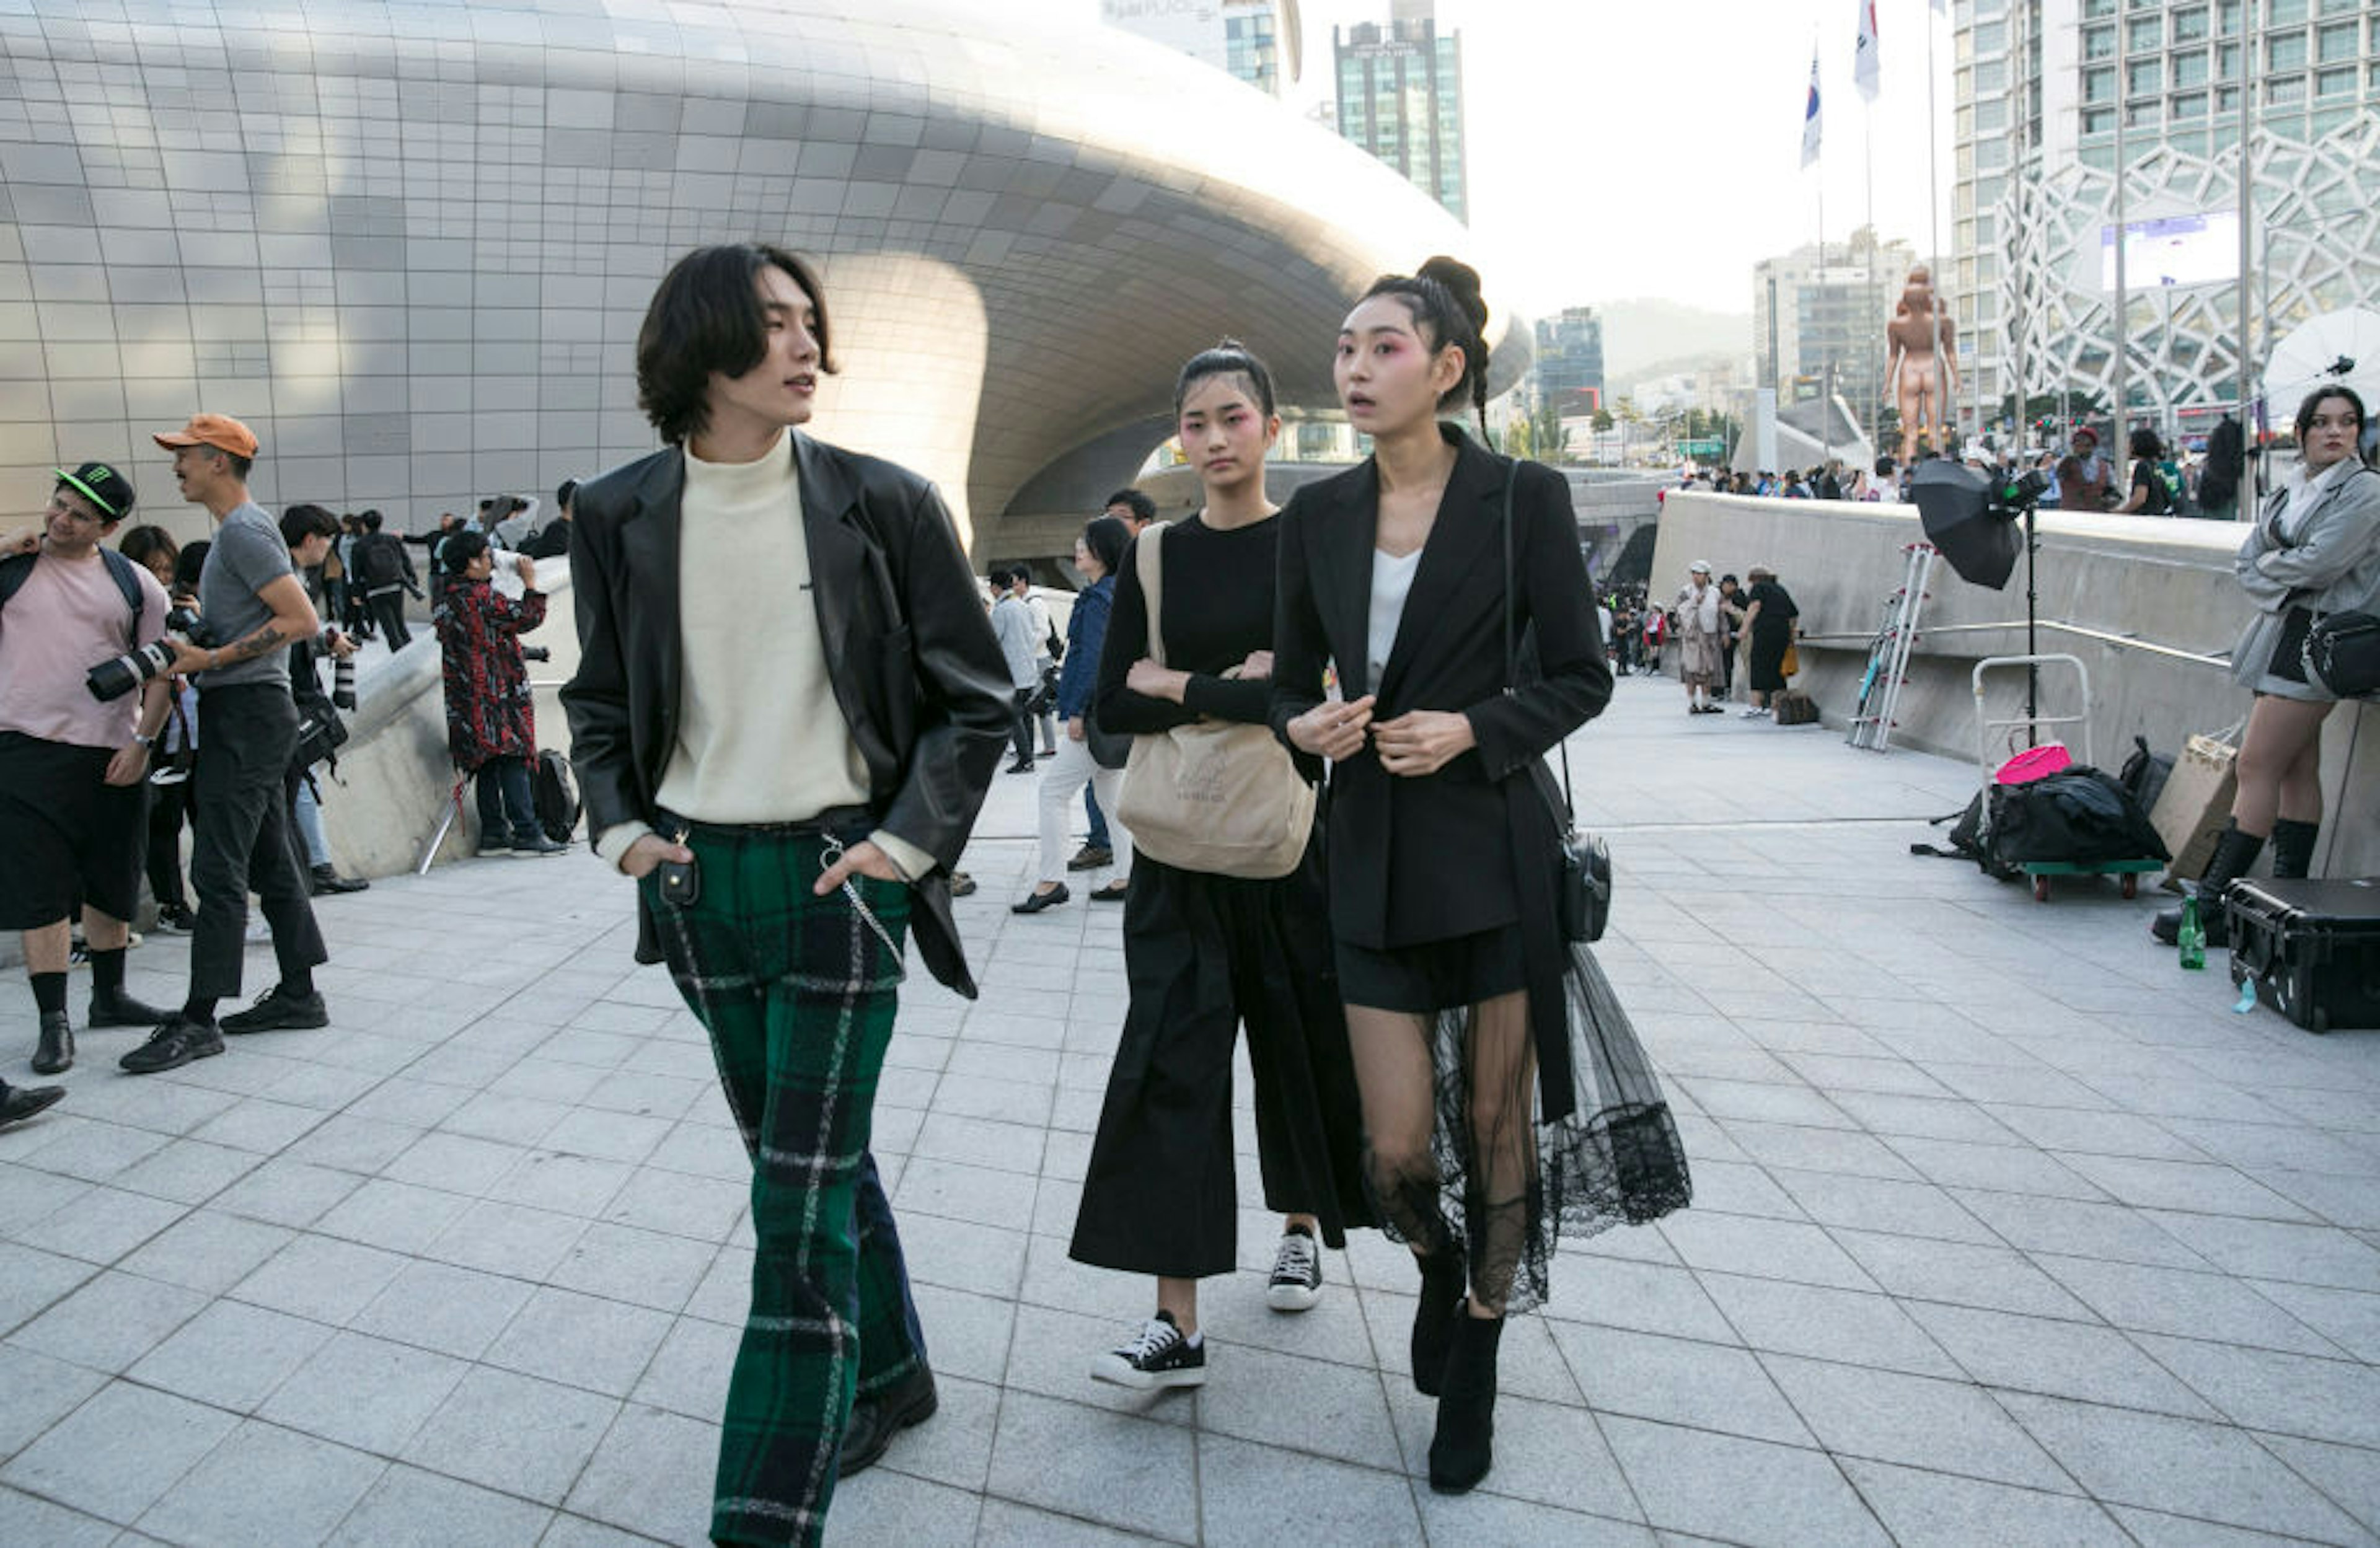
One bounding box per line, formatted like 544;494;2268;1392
121;414;334;1075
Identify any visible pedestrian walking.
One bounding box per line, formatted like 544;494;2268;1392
1070;340;1372;1392
1015;516;1134;913
1273;258;1690;1495
560;242;1012;1546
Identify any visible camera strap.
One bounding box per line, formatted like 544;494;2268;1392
0;548;146;642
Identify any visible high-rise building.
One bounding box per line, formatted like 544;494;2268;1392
1333;1;1468;221
1950;1;2380;442
1752;228;1919;421
1101;1;1301;97
1533;308;1606;415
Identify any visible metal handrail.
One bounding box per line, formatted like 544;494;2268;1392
1797;618;2229;667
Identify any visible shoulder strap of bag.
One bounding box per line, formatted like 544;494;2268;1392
0;548;143;638
1500;461;1577;823
1134;520;1170;669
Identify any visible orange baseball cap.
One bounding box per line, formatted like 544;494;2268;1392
152;413;259;458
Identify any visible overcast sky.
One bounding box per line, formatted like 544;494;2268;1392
1081;0;1959;319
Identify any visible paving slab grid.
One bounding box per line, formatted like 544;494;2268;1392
4;677;2380;1547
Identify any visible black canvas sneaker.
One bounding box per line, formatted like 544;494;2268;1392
1091;1311;1207;1390
1266;1225;1323;1313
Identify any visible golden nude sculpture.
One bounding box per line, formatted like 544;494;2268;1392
1884;266;1960;464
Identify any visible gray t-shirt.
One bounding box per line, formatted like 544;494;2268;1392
196;501;294;688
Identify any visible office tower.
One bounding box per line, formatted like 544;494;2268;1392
1333;0;1468;221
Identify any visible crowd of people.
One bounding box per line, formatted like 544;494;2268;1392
1604;562;1804;717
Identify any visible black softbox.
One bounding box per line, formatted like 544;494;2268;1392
1910;460;2022;591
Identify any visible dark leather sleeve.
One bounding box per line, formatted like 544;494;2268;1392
1465;461;1614;780
873;477;1013;872
558;482;641;847
1267;488;1329;784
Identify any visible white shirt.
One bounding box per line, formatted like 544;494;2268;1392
1367;547;1422;687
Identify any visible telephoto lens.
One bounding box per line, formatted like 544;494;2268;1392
332;654;358;710
519;644;552;662
86;640;175;702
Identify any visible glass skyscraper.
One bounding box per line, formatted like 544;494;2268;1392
1333;1;1468;222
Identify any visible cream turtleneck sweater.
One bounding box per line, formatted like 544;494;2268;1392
593;431;933;881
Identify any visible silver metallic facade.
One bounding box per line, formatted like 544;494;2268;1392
1;0;1497;555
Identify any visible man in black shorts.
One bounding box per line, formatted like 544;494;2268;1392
0;462;177;1075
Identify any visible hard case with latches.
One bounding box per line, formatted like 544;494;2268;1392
2225;877;2380;1034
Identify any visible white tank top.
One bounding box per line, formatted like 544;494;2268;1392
1367;547;1422;687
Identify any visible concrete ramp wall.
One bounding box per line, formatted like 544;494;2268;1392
320;563;583;879
1650;493;2380;879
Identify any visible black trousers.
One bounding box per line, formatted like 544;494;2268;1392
1069;850;1372;1279
365;589;411;651
188;684;327;1001
1008;688;1036;765
146;772;194;910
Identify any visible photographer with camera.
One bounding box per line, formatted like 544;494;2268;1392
280;504;369;897
0;462;175;1078
118;415;333;1075
435;529;564;857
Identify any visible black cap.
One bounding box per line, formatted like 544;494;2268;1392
54;462;135;522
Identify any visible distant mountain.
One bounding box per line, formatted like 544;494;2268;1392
1595;298;1753;382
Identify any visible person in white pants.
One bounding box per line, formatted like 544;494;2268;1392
1016;517;1135;912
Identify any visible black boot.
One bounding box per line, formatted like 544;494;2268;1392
1411;1244;1466;1397
1427;1304;1504;1494
32;1011;72;1075
2153;822;2265;947
2271;819;2320;881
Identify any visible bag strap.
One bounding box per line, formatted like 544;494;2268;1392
1134;520;1170;669
0;548;145;639
1499;461;1577;824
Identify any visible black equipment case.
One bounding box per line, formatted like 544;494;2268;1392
2225;877;2380;1034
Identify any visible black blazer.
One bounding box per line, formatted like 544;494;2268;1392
1272;428;1612;1109
560;431;1014;997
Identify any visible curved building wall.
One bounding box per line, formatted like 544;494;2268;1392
0;0;1515;554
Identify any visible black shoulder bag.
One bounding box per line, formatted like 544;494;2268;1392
1501;461;1611;943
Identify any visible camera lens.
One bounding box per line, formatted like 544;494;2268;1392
332;656;358;710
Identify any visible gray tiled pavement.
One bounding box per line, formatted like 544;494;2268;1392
5;676;2380;1545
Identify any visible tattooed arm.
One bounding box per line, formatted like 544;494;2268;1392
167;573;322;675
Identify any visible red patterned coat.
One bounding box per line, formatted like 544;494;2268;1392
434;579;545;771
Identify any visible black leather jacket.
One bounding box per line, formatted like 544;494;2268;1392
560;431;1012;996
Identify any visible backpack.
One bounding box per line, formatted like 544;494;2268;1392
2118;734;2174;814
533;749;581;843
0;548;145;638
355;533;403;587
1986;766;2170;868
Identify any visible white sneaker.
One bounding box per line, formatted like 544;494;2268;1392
1266;1227;1323;1313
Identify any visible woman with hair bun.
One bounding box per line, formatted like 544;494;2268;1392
1070;340;1372;1392
1273;258;1690;1494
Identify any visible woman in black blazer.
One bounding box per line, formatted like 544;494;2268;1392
1274;259;1688;1494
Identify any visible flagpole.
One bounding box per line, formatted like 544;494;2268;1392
1926;0;1944;454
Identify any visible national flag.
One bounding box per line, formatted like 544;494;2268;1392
1801;49;1823;167
1855;1;1881;101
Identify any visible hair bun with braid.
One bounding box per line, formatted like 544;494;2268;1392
1418;255;1488;336
1359;257;1494;434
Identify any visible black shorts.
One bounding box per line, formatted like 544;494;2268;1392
1335;925;1528;1014
0;731;148;928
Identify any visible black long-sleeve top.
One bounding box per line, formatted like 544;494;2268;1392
1095;514;1281;734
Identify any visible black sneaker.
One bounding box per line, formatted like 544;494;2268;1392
947;872;977;898
221;987;330;1034
153;904;197;935
514;835;568;857
1091;1311;1206;1390
476;838;512;858
1066;844;1113;871
1266;1226;1323;1313
119;1015;225;1074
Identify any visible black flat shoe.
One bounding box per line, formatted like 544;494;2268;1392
32;1012;72;1075
1089;881;1130;902
0;1083;66;1128
1011;884;1069;915
838;1365;938;1478
89;989;172;1029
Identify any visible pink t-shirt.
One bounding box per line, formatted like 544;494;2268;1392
0;548;172;749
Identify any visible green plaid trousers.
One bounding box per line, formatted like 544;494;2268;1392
643;822;925;1548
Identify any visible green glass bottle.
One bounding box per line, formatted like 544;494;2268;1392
2177;894;2206;971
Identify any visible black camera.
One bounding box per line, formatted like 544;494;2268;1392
519;644;552;663
87;605;211;703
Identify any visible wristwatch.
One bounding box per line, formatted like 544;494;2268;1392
132;733;156;748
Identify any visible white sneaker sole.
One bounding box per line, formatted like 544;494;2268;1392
1090;1355;1207;1390
1266;1281;1322;1313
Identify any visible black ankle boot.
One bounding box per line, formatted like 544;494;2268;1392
32;1011;73;1075
1411;1245;1466;1397
2153;822;2266;947
1427;1304;1504;1494
2271;819;2320;881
